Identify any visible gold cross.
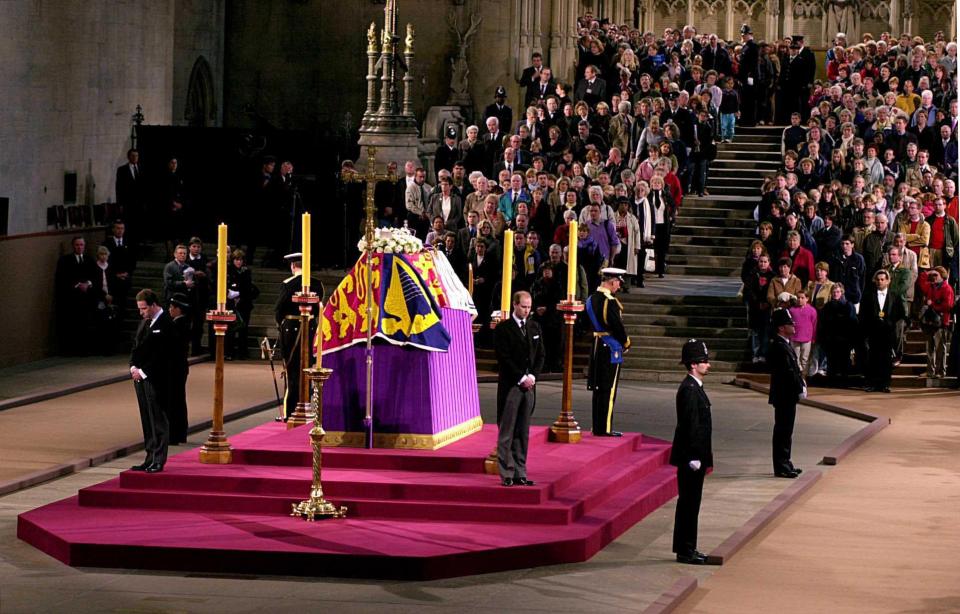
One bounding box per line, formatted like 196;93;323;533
341;147;399;249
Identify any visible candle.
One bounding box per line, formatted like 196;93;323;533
468;263;474;296
500;229;514;314
301;212;311;293
566;221;578;299
216;223;227;307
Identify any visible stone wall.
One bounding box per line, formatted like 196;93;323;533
0;0;225;237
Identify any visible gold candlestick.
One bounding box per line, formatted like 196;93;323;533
549;297;584;443
291;367;347;521
199;307;237;463
286;291;320;429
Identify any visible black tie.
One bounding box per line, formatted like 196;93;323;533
519;319;527;336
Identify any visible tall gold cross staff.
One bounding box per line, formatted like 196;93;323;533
341;147;398;448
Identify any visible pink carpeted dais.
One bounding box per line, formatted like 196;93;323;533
18;423;677;579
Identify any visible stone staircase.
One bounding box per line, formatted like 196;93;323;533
619;125;784;382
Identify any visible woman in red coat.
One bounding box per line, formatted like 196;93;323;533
781;230;816;286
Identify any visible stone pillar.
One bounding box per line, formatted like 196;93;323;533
725;0;736;41
766;0;780;42
888;0;900;37
782;0;795;40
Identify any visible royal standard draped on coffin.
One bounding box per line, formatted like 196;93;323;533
316;246;481;449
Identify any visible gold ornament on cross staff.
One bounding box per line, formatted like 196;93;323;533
341;147;398;446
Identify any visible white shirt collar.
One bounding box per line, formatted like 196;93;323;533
690;373;704;387
150;308;164;327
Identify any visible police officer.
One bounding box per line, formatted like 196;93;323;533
482;86;514;141
738;24;760;127
671;339;713;565
768;308;805;478
167;293;192;444
586;267;631;436
434;126;461;181
274;253;324;420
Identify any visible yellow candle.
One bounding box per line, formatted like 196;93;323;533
566;220;578;299
301;212;311;292
500;229;514;314
216;223;227;306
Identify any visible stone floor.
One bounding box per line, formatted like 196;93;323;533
0;375;862;613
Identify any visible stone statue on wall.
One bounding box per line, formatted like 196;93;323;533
825;0;858;40
446;10;482;107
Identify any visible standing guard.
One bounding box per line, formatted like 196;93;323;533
274;253;324;420
586;267;631;437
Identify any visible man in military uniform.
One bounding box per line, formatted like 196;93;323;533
671;339;713;565
738;24;760;127
767;308;805;478
586;267;631;437
274;253;324;420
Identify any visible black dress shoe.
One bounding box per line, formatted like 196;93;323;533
774;469;799;478
881;387;891;393
865;386;876;392
145;464;164;473
514;478;537;486
658;273;665;278
676;551;707;564
501;477;514;487
130;463;149;471
610;431;623;437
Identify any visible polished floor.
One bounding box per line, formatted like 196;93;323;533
0;365;869;613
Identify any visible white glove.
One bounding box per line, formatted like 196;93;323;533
227;290;240;300
801;385;808;399
688;460;701;471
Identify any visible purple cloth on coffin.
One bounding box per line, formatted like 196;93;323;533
321;307;480;435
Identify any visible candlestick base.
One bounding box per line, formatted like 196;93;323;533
488;310;508;329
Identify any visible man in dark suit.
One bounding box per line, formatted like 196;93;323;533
129;289;174;472
275;253;324;419
185;237;210;356
767;308;805;478
793;35;816;120
482;115;506;178
575;65;607;110
468;239;498;334
525;66;555;108
671;339;714;565
860;269;906;392
166;293;191;444
737;25;760;127
491;147;529;179
116;148;145;237
55;236;97;355
494;290;545;487
102;220;135;319
482;87;513;139
700;34;731;78
586;268;631;436
518;52;543;92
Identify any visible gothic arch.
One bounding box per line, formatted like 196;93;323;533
185;56;217;127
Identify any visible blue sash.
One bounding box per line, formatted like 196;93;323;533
585;296;624;364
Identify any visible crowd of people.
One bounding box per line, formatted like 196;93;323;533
371;15;796;357
739;29;958;387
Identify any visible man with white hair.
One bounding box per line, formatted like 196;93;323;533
579;185;615;224
911;90;937;129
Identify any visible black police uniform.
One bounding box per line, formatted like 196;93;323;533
670;339;713;562
586;286;631;435
274;273;324;418
738;27;760;126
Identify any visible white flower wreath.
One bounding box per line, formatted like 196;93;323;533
356;226;424;254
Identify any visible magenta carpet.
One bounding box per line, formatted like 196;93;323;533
18;422;677;579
